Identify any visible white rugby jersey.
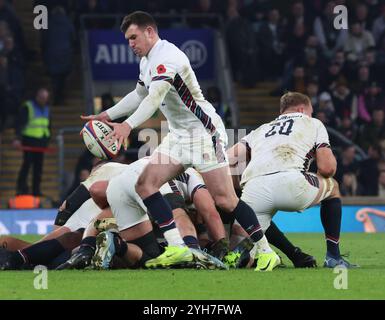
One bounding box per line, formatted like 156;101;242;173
81;158;150;189
240;113;330;186
136;39;225;137
81;162;128;189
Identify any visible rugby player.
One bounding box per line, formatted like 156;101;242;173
82;11;280;271
227;92;357;268
58;159;226;269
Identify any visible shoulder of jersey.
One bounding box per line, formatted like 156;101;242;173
157;40;184;61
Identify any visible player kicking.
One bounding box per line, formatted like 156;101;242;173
228;92;357;268
82;11;279;271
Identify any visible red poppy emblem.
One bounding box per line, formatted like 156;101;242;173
157;64;166;74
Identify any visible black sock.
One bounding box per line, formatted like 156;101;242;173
113;235;128;258
80;236;96;251
47;250;72;269
321;198;341;257
232;200;263;242
265;222;296;260
10;251;25;268
19;239;65;266
218;207;236;237
143;192;176;233
183;236;200;249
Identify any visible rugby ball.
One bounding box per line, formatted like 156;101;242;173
82;120;119;160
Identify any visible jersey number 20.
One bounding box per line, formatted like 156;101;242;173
265;119;294;137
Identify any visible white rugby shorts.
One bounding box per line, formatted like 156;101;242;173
154;130;228;173
106;166;173;231
241;171;333;231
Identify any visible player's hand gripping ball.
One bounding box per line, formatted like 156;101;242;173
81;120;119;160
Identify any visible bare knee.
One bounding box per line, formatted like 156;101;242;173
89;181;109;209
135;174;159;198
213;194;238;213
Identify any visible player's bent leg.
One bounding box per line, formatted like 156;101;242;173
135;152;188;250
309;176;358;268
38;226;72;243
56;208;112;270
135;152;184;198
265;222;317;268
0;236;31;251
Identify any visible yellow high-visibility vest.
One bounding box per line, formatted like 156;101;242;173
22;101;50;139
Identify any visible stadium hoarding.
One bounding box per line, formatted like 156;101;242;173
87;28;214;81
1;206;385;235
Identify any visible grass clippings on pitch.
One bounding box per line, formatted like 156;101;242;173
0;233;384;300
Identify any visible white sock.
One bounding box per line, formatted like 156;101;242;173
253;235;273;254
164;228;185;247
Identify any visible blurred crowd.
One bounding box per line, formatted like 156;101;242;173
0;0;26;130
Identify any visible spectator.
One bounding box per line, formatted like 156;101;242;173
357;143;382;195
240;0;272;31
357;108;385;150
314;110;329;126
285;21;308;61
306;80;320;110
354;2;371;30
257;7;285;79
287;65;306;93
317;91;337;128
41;6;75;105
313;1;348;58
356;81;384;124
339;116;358;141
14;88;51;196
344;20;375;63
0;0;25;55
331;77;355;124
335;145;359;184
226;3;258;87
352;64;371;94
4;35;25;124
372;4;385;44
319;61;342;92
340;172;358;196
286;0;313;37
375;31;385;88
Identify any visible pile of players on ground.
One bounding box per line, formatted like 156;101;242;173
0;152;319;272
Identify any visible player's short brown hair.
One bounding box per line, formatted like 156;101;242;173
120;11;158;33
280;92;311;113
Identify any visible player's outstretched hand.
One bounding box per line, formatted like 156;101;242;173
105;121;131;151
80;111;111;123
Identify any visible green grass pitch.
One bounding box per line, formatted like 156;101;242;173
0;233;384;300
